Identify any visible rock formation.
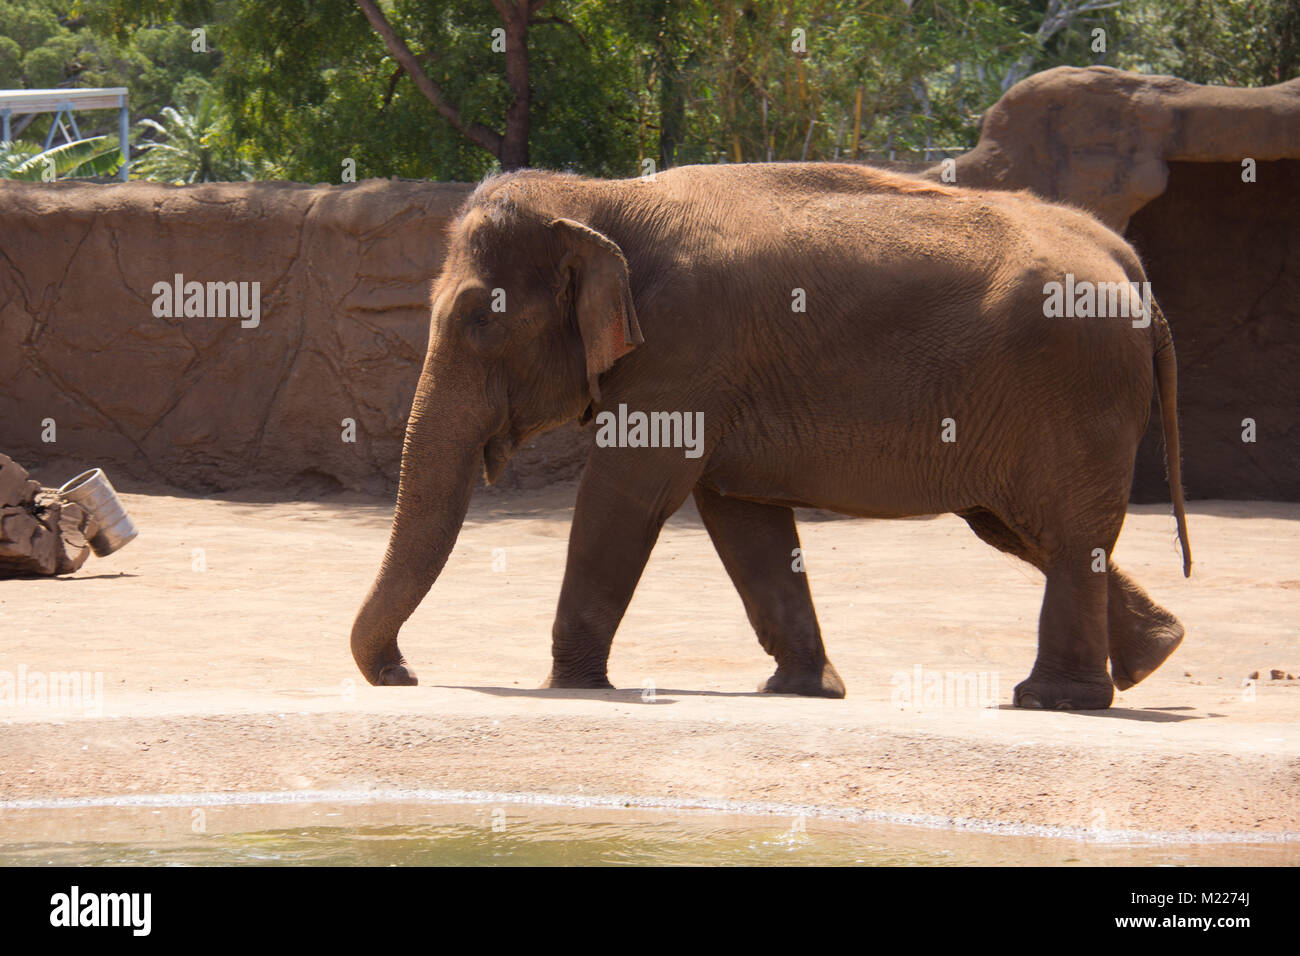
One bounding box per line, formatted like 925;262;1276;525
940;67;1300;501
1;67;1297;501
0;453;93;576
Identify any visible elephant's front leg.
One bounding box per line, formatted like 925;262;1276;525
543;450;702;689
693;485;845;698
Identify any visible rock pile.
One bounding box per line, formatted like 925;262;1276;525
0;454;94;577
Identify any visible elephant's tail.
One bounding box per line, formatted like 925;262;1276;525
1152;300;1192;577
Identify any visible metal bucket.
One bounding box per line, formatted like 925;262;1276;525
56;468;138;557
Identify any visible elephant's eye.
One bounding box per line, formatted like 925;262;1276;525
464;308;506;353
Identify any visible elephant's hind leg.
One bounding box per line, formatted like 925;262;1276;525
1107;562;1184;690
961;507;1116;709
958;507;1045;568
1014;552;1116;710
693;485;845;698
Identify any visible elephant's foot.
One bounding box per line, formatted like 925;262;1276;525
1013;672;1113;710
378;662;418;686
1107;565;1184;690
1110;619;1184;690
540;670;615;690
761;660;846;698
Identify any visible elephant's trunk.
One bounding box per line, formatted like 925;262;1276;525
350;359;499;685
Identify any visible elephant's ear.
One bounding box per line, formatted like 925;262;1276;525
550;218;644;406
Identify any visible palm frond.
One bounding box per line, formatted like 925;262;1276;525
1;136;123;181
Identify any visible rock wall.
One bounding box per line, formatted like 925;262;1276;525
944;67;1300;501
1126;160;1300;500
2;67;1298;501
0;178;587;495
947;66;1300;233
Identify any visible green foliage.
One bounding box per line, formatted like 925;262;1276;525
215;0;493;182
1104;0;1300;86
131;92;266;181
2;0;1295;180
0;134;123;178
208;0;639;181
0;0;223;148
635;1;1033;165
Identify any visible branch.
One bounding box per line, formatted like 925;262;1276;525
490;0;547;19
528;15;588;50
353;0;502;156
381;65;405;112
1000;0;1124;92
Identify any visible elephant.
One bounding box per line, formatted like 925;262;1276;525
350;161;1192;711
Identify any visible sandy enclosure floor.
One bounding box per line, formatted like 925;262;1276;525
1;484;1297;847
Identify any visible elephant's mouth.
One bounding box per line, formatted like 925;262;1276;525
483;432;517;485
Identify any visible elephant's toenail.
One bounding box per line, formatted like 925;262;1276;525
379;664;418;686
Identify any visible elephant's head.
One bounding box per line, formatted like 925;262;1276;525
350;182;644;685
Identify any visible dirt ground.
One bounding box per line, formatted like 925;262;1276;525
1;483;1297;847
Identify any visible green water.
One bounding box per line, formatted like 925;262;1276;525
1;803;1293;866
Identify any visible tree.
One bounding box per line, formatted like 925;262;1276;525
1001;0;1122;92
0;0;226;143
192;0;638;181
353;0;544;170
10;0;1296;182
635;1;1031;165
131;92;264;181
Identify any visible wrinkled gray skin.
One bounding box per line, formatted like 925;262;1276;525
351;162;1191;710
